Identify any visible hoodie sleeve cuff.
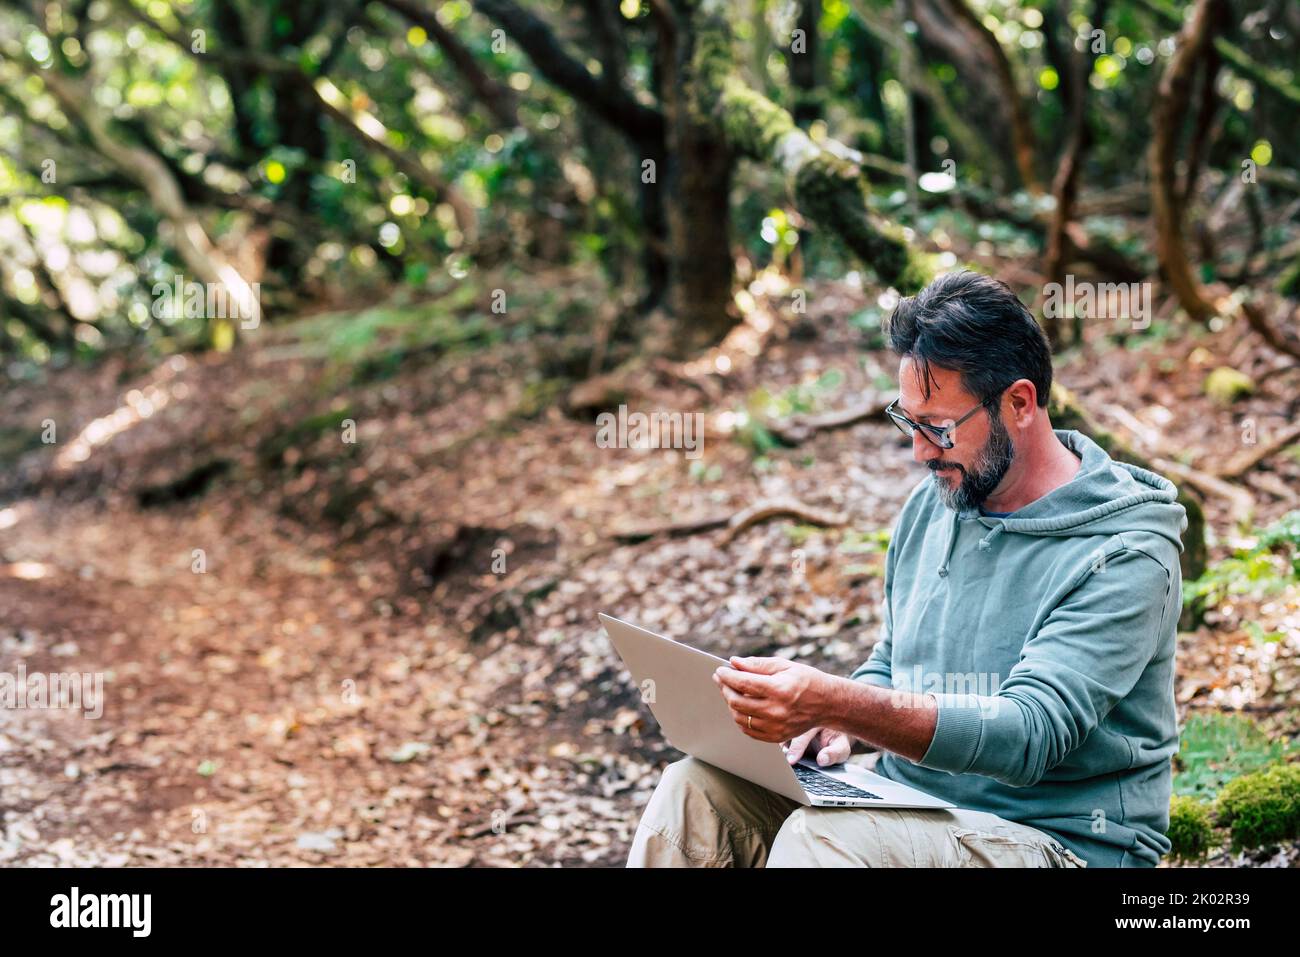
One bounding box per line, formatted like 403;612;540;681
916;694;988;774
852;672;893;689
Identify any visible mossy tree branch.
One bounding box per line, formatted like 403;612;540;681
678;0;934;295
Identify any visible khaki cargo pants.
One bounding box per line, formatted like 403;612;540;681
626;757;1088;868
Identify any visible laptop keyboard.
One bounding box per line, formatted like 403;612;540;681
793;763;882;801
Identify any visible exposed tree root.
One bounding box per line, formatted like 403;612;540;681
613;498;847;545
767;397;892;446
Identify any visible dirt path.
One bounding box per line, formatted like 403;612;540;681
0;356;918;866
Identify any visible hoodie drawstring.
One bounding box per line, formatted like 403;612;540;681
938;514;1006;576
977;523;1006;552
937;510;960;577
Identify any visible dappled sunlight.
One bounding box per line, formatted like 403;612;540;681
53;355;189;472
0;560;51;580
0;505;23;530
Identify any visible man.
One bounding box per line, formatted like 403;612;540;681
626;270;1185;868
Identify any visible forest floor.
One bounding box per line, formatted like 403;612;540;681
1;265;1298;867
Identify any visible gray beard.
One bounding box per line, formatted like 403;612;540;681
929;412;1016;512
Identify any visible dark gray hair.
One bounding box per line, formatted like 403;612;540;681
887;270;1053;408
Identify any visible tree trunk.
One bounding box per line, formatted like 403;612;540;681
788;0;821;127
1149;0;1223;323
661;2;738;354
938;0;1040;194
677;0;933;294
664;139;736;354
1042;0;1110;348
475;0;932;354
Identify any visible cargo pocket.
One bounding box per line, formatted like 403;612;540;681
947;826;1059;868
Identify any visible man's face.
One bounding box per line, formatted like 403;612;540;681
897;357;1015;512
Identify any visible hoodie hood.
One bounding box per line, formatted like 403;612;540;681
934;429;1187;577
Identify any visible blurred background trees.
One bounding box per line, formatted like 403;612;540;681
1;0;1295;365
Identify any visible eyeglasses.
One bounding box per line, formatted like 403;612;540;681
884;394;996;450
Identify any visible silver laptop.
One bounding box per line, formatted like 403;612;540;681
599;613;954;809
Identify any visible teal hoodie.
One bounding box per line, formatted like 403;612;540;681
850;429;1186;867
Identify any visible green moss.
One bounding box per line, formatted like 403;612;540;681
683;0;931;295
1203;366;1255;405
1212;761;1300;853
1167;795;1215;863
684;4;737;126
719;80;796;158
792;154;930;293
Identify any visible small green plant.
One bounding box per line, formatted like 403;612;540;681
729;407;781;456
1167;795;1214;864
1182;510;1300;621
838;528;891;578
1124;318;1176;351
784;524;823;546
1258;509;1300;562
847;305;887;347
731;370;846;457
688;460;723;483
1213;761;1300;853
839;528;891;553
1243;621;1285;643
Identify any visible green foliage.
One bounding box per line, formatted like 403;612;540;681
839;528;891;552
1277;257;1300;297
731;413;780;458
1166;795;1214;864
783;524;822;546
837;527;891;577
1258;509;1300;556
1213;761;1300;853
847;304;888;349
1116;318;1178;352
781;368;845;413
1182;510;1300;621
688;460;723;483
731;369;845;457
2;0;1295;372
1173;712;1297;801
287;279;527;386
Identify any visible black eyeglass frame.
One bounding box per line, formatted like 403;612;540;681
884;390;1003;450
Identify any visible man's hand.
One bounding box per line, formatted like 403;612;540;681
711;656;833;745
783;726;853;766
